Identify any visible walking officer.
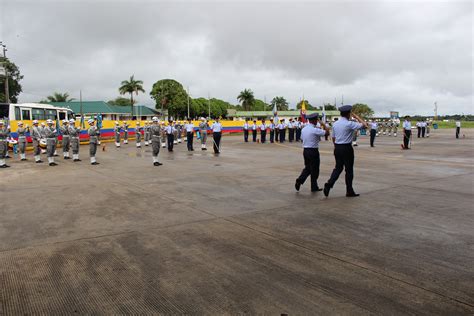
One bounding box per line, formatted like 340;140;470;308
166;120;176;152
323;105;367;197
88;119;100;165
185;118;195;151
199;117;208;150
60;119;71;159
44;119;58;166
150;117;163;166
211;118;223;154
260;120;267;143
295;113;329;192
31;120;43;163
243;119;249;142
0;120;10;168
269;118;275;143
17;122;29;161
68;118;81;162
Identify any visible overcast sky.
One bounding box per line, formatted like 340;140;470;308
1;0;472;115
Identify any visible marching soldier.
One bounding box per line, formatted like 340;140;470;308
60;119;71;159
16;122;29;161
150;117;163;166
185;118;195;151
0;121;10;168
31;120;43;163
177;121;183;144
387;120;393;136
295;113;329;192
68;118;81;162
199;117;208;150
166;120;176;152
135;122;142;148
44;119;58;166
393;119;399;137
114;121;121;147
260;120;267;143
269;118;275;143
144;121;150;146
323;105;367;198
211;118;223;154
123;121;129;144
88;119;100;165
252;120;257;142
243;119;249;142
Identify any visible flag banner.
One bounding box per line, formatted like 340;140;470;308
300;100;307;123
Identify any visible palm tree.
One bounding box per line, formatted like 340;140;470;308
270;96;289;111
119;75;145;116
237;89;255;111
46;92;74;102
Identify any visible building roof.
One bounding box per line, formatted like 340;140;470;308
228;110;340;117
47;101;159;116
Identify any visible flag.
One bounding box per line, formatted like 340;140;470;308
300;99;307;123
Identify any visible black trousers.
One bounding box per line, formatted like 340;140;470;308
421;127;426;138
296;128;301;142
280;129;285;143
403;130;411;149
187;132;193;150
244;130;249;142
260;131;266;143
167;134;174;151
417;127;421;138
213;132;221;153
275;129;279;141
297;148;321;191
252;130;257;142
456;127;460;138
370;129;376;147
289;128;295;142
327;144;355;193
270;130;274;143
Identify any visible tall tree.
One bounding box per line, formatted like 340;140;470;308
46;92;74;102
296;99;316;110
352;103;374;118
270;96;289;111
150;79;189;119
119;75;145;116
322;103;337;111
108;97;133;106
237;89;255;111
0;58;23;103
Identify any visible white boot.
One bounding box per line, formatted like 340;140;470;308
0;158;5;166
153;156;158;163
394;133;397;137
20;153;26;160
124;139;128;144
162;142;166;148
34;155;40;162
115;142;120;148
136;143;141;148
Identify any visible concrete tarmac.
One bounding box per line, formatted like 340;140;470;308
0;129;473;314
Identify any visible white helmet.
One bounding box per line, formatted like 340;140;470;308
41;122;45;126
46;119;53;124
33;120;39;124
136;121;140;125
88;119;94;124
69;118;75;123
115;121;119;125
62;119;67;123
18;121;23;126
152;116;159;122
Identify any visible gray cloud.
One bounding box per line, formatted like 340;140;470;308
1;0;472;115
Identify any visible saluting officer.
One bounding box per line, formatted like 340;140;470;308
17;122;30;161
31;120;43;163
199;117;208;150
260;120;267;143
185;118;195;151
0;121;10;168
150;117;163;166
211;118;223;154
295;113;329;192
60;119;71;159
88;119;100;165
68;118;81;162
135;122;142;148
44;119;58;166
269;118;275;143
323;105;367;197
243;119;249;142
114;121;121;148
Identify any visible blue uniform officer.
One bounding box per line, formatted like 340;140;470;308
324;105;367;197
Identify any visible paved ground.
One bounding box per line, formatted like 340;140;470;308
0;129;473;314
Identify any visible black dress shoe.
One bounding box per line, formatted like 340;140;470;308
0;165;8;168
203;148;207;150
311;188;323;192
91;162;100;165
323;183;331;197
346;192;360;197
21;158;27;161
49;162;58;166
295;179;301;191
36;160;44;163
73;159;81;162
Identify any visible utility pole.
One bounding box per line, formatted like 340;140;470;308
434;101;438;120
187;86;190;119
208;93;211;119
341;94;344;105
0;42;9;103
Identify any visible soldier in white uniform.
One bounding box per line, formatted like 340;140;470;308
135;122;142;148
185;119;195;151
269;118;275;143
68;118;81;162
0;121;10;168
369;119;378;147
88;119;100;165
166;120;176;152
150;117;163;166
31;120;43;163
17;122;29;161
243;119;249;142
211;118;223;154
144;121;151;146
251;120;257;142
295;113;329;192
122;121;129;144
323;105;367;197
199;118;208;150
114;122;121;147
260;120;267;143
44;119;58;166
60;119;71;159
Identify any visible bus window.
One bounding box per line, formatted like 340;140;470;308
15;106;21;120
45;109;57;120
21;109;31;121
32;108;45;120
0;103;10;119
59;112;66;120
